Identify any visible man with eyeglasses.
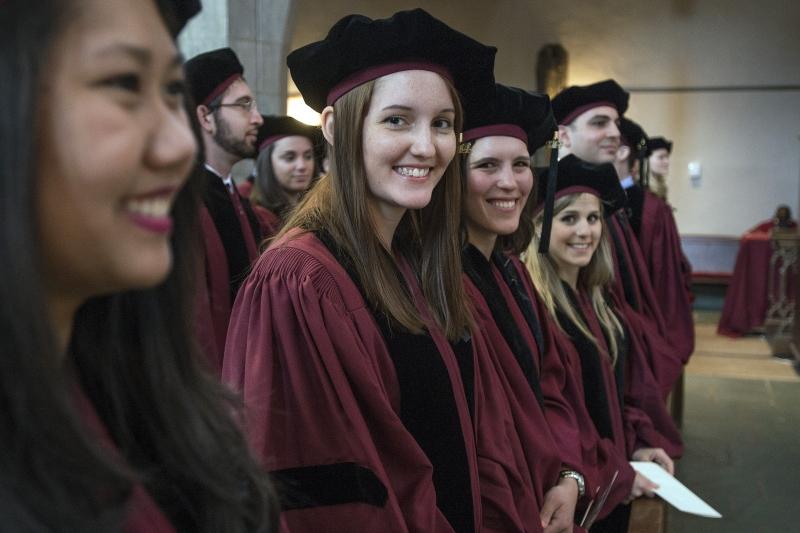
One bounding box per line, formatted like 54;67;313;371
186;47;264;374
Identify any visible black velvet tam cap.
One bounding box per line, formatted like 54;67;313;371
461;84;556;155
619;117;651;156
648;137;673;153
536;154;627;215
159;0;202;37
256;115;319;152
287;8;497;113
552;79;629;125
185;47;244;106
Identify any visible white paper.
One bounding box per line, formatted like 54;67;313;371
630;461;722;518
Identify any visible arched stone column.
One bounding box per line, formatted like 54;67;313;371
229;0;295;115
178;0;295;115
177;0;229;65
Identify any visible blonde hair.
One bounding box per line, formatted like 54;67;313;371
523;193;625;362
278;78;472;340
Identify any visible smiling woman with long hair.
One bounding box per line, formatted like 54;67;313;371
222;9;501;532
244;115;319;238
524;155;675;532
0;1;275;530
457;84;582;532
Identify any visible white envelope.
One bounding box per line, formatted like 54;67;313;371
630;461;722;518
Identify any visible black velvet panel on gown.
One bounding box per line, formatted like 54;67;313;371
557;284;627;441
625;184;645;239
607;212;640;312
315;230;475;533
461;244;544;407
202;168;262;299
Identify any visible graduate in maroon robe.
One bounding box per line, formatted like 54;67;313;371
185;47;264;373
635;198;694;356
646;137;672;201
223;9;511;532
0;1;275;530
246;115;319;240
618;119;694;377
525;156;676;533
458;83;585;532
552;81;685;405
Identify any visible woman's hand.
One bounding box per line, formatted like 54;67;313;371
540;476;579;533
626;471;659;503
631;447;674;475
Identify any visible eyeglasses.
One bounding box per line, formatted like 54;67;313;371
211;97;257;113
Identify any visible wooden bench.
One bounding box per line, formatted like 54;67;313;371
628;497;668;533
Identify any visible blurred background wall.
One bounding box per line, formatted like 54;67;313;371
180;0;800;236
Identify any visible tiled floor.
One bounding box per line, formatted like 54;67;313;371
667;312;800;532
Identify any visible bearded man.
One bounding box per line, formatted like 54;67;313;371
186;47;264;373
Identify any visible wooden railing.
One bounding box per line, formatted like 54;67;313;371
764;231;800;357
795;236;800;364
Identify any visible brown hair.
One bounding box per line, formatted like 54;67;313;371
250;142;315;218
279;78;472;340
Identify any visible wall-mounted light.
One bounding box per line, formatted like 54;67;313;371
688;161;702;188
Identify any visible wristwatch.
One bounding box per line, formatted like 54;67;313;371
559;470;586;497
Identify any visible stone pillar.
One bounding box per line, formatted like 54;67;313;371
178;0;295;115
177;0;229;62
229;0;295;115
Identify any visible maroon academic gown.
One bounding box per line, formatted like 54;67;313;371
606;212;684;401
222;230;482;533
237;176;254;199
195;167;261;374
461;246;575;532
541;289;636;524
252;205;282;242
599;212;684;459
503;255;636;521
533;275;681;526
619;306;684;459
235;176;282;241
634;188;694;367
72;387;176;533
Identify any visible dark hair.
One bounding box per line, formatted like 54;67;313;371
0;1;276;531
250;142;316;217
